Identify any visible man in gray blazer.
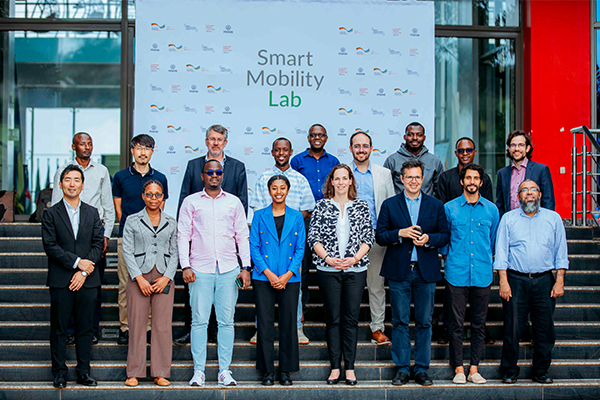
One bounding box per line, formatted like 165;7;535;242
350;131;395;345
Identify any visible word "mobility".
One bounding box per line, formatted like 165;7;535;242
248;70;324;91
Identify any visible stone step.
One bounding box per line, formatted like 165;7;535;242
1;379;599;400
1;340;598;362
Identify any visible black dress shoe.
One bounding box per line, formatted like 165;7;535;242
415;372;433;386
117;329;129;345
173;332;190;346
77;373;97;386
280;371;293;386
437;327;449;344
262;372;275;386
53;375;67;389
533;373;553;384
66;333;75;345
326;377;340;385
502;372;519;384
392;371;409;386
484;327;495;344
146;330;151;345
345;378;357;385
91;335;99;345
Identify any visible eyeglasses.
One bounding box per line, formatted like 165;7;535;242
204;169;223;177
207;137;225;143
403;175;423;182
144;192;164;199
519;187;540;194
309;133;327;139
509;143;527;149
133;146;153;152
352;144;371;150
456;148;475;155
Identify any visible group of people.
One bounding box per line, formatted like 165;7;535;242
41;121;568;389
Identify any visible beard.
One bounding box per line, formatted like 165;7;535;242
519;196;541;214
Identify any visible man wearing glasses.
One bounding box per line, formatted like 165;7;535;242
174;124;248;346
496;130;555;217
112;134;169;345
290;123;340;344
384;122;444;197
495;180;567;385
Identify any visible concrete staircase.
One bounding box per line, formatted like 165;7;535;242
0;222;599;399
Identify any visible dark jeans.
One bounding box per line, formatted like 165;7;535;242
68;256;106;336
448;284;491;367
254;280;300;374
501;271;556;376
50;286;96;377
389;266;436;375
317;270;366;370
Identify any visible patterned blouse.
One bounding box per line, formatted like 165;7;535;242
307;198;374;272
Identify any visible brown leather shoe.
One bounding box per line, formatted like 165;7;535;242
371;329;391;345
154;377;171;386
124;377;138;387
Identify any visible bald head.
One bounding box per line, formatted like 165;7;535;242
72;132;93;160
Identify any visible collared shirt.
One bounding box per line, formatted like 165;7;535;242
510;157;529;211
63;199;82;269
404;192;422;262
250;165;315;212
352;161;377;229
290;149;340;202
436;166;494;205
494;207;569;274
52;160;115;239
441;194;499;287
112;163;169;237
177;189;250;274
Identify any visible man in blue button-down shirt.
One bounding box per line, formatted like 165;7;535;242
494;179;568;385
440;163;499;385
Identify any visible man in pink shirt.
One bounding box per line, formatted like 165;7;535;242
178;160;252;387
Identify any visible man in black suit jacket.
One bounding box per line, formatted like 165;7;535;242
376;159;450;387
174;124;248;345
496;130;555;217
41;164;104;388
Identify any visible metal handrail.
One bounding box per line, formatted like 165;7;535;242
571;126;600;226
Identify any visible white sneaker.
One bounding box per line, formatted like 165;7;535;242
298;328;309;345
250;331;258;345
453;372;467;384
468;372;487;384
189;370;205;386
218;369;237;386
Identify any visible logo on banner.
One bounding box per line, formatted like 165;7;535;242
295;127;307;135
337;148;347;156
339;27;353;34
151;23;165;30
244;147;254;155
149;125;159;134
373;148;387;155
151;43;160;52
410;28;420;37
205;24;215;32
409;48;419;56
169;166;179;174
355;128;370;134
168;64;178;72
184;105;197;113
201;45;215;53
205;106;214;114
356;67;366;76
359;88;368;96
223;106;232;115
338;47;348;56
166;146;176;154
207;85;222;93
376;88;386;97
374;68;388;76
150;84;163;93
219;66;233;74
394;88;408;95
392;109;402;117
371;108;385;117
186;64;201;71
388;128;401;135
185;146;199;154
184;23;198;31
261;147;271;155
150;104;165;112
338;128;347;137
223;45;232;53
388;48;402;56
245;127;254;135
356;47;370;55
410;108;419;117
338;68;347;75
168;44;183;51
171;85;181;93
167;125;181;133
338;108;353;115
393;28;402;36
406;69;420;77
189;84;199;93
262;127;276;134
223;24;233;33
371;28;385;36
338;88;352;96
150;64;160;72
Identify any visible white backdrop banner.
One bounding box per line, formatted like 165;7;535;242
135;0;435;217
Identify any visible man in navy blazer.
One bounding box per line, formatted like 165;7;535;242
496;130;555;217
376;159;450;387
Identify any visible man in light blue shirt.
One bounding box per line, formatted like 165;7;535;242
494;179;568;385
441;163;499;385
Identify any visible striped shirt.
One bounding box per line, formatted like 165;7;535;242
250;165;315;212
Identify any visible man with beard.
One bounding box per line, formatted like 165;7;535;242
440;163;499;385
175;124;248;345
349;131;395;345
495;180;568;385
290;124;340;344
384;122;443;197
113;134;169;345
496;130;555;217
52;132;115;345
249;137;315;344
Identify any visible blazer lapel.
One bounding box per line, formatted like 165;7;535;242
264;206;279;240
76;204;88;241
397;192;412;225
140;208;157;234
416;194;428;226
155;209;170;234
279;206;294;241
56;201;76;240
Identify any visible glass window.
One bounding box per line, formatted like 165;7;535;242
434;37;516;193
0;30;121;216
2;0;123;19
435;0;519;27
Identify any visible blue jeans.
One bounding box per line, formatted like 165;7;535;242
389;267;436;375
189;267;238;372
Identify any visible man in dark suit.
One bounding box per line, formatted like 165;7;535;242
174;124;248;345
376;159;450;387
41;164;104;388
496;130;555;217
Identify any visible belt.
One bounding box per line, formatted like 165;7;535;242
507;269;552;279
410;261;418;271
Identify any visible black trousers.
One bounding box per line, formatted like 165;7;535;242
254;280;300;374
501;271;556;376
448;284;491;367
50;286;96;377
68;256;106;336
300;216;312;312
317;270;366;370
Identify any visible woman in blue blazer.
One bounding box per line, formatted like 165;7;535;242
250;175;305;386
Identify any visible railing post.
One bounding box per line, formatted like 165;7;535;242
573;133;578;225
582;139;588;227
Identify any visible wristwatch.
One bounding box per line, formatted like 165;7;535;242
242;266;252;272
81;271;88;278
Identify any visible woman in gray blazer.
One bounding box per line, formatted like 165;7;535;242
122;180;178;387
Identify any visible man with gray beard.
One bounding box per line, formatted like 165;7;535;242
494;180;568;385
